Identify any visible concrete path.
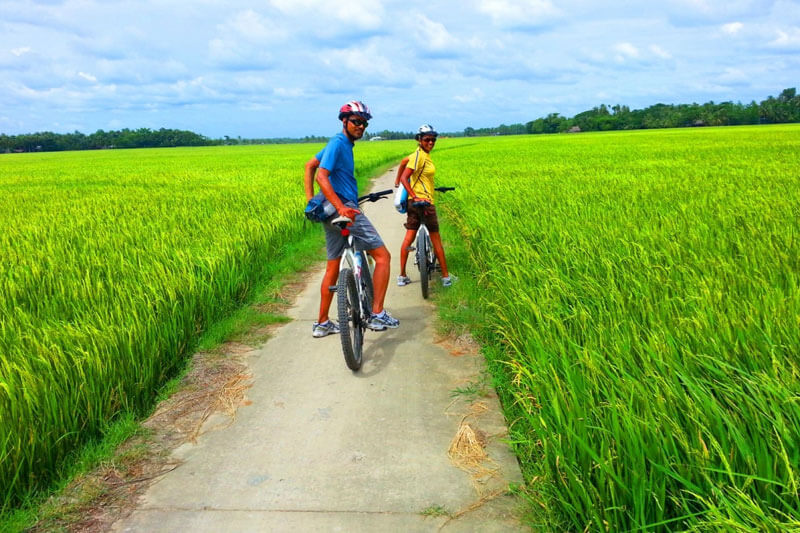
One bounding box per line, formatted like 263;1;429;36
113;168;526;532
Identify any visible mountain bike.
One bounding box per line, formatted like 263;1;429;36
412;186;455;299
331;189;393;371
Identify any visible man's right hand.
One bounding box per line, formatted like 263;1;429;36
338;205;361;220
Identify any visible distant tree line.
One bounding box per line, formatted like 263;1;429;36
364;130;414;140
1;128;212;153
3;88;798;152
221;134;329;145
460;87;800;136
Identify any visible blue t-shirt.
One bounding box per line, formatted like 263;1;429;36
315;132;358;203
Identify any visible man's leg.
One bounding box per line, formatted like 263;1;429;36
367;245;391;315
318;258;340;323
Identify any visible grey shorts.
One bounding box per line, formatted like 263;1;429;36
323;203;385;259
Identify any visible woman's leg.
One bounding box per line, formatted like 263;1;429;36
399;229;416;277
429;231;448;278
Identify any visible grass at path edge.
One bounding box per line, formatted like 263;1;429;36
431;223;552;531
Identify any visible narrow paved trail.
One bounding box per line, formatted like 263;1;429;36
113;167;525;532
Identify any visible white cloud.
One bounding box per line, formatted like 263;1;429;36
170;76;216;105
220;10;285;44
206;9;286;69
476;0;561;28
11;46;32;56
614;42;640;61
768;27;800;49
410;14;461;54
207;39;274;70
321;43;406;85
719;67;749;83
454;88;485;103
93;57;189;85
722;22;744;34
606;42;674;64
666;0;775;25
268;0;384;29
649;45;672;59
78;71;96;82
273;87;306;98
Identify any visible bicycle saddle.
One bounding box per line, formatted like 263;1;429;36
331;215;353;227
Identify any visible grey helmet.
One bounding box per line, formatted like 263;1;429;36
415;124;438;140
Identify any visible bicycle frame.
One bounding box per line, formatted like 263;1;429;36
416;224;434;267
338;235;372;316
410;186;454;299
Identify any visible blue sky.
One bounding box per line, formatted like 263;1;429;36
1;0;798;138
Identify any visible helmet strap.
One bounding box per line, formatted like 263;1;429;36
343;118;358;142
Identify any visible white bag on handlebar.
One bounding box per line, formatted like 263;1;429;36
394;186;408;214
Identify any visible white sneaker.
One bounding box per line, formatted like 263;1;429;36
397;275;411;286
367;310;400;331
312;320;340;338
442;275;458;287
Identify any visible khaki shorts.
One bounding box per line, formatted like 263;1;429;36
323;202;385;259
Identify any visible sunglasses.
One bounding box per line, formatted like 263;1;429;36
421;137;437;143
348;117;368;128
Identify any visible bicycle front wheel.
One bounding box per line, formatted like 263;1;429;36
337;268;364;371
417;229;430;299
359;251;374;312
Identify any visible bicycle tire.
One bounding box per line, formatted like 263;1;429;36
417;228;430;299
427;232;437;273
337;268;364;371
359;251;374;311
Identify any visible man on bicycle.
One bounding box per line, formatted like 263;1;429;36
304;100;400;337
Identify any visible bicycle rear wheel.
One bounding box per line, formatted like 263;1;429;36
417;228;430;299
337;268;364;371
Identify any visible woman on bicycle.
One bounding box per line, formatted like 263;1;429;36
394;124;454;287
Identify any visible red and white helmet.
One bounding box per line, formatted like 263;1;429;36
338;100;372;121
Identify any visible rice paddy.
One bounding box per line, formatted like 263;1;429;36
2;125;799;531
0;142;407;507
433;125;800;530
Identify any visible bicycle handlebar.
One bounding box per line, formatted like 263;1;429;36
357;189;393;204
411;186;456;208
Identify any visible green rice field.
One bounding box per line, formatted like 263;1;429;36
433;125;800;530
0;142;408;508
2;125;799;531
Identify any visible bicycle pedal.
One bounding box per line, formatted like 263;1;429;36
328;285;337;292
407;246;416;251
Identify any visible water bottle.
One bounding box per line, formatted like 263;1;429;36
354;251;362;278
